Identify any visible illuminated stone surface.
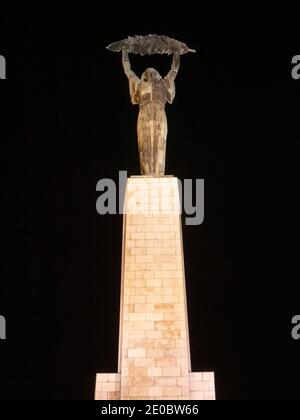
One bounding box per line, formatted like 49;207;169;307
95;177;216;400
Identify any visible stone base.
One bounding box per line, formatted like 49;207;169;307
95;374;121;400
95;372;215;400
189;372;216;400
95;177;216;401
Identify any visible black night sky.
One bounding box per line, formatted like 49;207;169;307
1;5;300;400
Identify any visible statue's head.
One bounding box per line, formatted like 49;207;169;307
141;68;162;83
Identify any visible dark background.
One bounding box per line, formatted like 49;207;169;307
0;5;299;400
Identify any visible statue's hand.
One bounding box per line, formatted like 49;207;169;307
122;50;136;80
173;52;180;66
122;50;129;59
169;52;180;77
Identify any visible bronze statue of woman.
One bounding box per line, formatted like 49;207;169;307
122;51;180;176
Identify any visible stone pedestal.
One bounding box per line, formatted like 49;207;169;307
95;177;216;400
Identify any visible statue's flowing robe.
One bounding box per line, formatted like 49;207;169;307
128;73;175;176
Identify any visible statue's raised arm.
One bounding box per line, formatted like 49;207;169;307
165;53;180;81
122;51;138;80
121;51;140;105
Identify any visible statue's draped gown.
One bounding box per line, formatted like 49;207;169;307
128;70;175;176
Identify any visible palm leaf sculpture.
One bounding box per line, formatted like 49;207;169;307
106;34;196;56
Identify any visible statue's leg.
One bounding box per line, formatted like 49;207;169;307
137;110;151;175
149;120;156;175
138;105;162;176
155;111;167;177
